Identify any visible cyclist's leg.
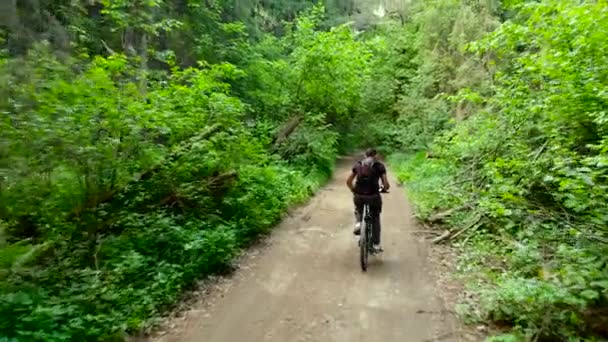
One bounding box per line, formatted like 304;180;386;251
353;194;364;235
370;194;382;246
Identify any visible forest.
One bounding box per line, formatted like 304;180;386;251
0;0;606;341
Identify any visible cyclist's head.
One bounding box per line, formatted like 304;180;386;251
365;148;377;158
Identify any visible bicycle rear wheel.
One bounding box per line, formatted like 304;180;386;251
360;224;368;271
360;206;369;272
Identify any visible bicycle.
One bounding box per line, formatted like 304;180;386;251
359;187;388;272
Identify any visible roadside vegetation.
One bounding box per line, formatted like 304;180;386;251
383;1;608;340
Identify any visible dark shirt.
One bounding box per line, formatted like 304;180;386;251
352;159;386;195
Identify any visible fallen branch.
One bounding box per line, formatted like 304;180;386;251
431;230;451;244
566;225;608;244
208;170;238;187
531;140;550;162
11;242;51;270
431;215;483;244
160;170;239;207
411;229;443;236
450;216;483;241
426;202;473;223
207;170;239;196
100;39;116;55
273;115;303;147
446;176;483;187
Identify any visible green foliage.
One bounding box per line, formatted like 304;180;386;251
0;3;380;339
486;332;527;342
389;0;608;340
390;152;458;219
241;4;372;157
356;0;498;153
0;44;243;238
288;13;372;129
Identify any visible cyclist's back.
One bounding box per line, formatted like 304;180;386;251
353;156;385;195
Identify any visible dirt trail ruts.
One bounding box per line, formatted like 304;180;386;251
149;156;460;342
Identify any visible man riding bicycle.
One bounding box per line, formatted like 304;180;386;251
346;148;390;252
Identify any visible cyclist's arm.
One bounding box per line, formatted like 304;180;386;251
381;174;390;191
379;163;390;191
346;171;356;193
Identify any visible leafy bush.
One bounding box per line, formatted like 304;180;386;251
389;1;608;340
390;152;458;219
0;4;378;340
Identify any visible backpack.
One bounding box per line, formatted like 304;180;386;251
357;157;376;179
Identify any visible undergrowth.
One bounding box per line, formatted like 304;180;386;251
0;6;361;340
392;153;608;341
385;1;608;340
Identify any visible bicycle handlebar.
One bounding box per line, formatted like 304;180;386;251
351;187;390;194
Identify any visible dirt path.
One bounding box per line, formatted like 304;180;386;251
150;156;460;342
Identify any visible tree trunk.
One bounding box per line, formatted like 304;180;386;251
139;32;148;93
2;0;27;54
